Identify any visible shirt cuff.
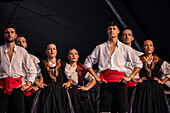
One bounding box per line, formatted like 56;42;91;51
134;63;143;69
84;64;92;70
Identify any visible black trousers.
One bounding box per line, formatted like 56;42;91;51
100;82;128;113
0;88;25;113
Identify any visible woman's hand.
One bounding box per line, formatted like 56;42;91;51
77;85;89;91
36;82;47;89
154;77;163;84
62;82;72;89
138;77;147;83
31;86;39;92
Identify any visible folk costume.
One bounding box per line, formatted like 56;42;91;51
33;59;69;113
84;40;143;112
62;62;95;113
0;45;37;113
129;55;170;113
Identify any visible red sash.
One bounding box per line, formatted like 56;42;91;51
23;86;33;97
126;79;139;88
99;70;124;82
0;77;22;95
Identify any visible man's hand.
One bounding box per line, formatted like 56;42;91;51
21;84;30;91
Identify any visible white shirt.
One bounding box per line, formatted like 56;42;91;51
64;63;94;85
0;45;37;83
23;54;41;84
84;40;143;73
160;61;170;79
125;48;143;78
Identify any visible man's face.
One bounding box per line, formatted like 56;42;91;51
16;37;27;49
107;26;120;39
4;28;17;43
121;29;134;45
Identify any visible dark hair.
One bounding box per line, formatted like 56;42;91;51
16;34;27;43
143;38;154;47
121;28;133;36
67;47;79;55
2;23;17;35
65;47;79;63
17;34;26;38
45;42;58;50
107;21;119;28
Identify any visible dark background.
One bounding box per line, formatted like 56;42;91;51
0;0;169;63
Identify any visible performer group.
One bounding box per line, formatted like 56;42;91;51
0;21;169;113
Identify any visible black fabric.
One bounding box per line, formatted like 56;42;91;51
38;83;70;113
37;59;70;113
0;88;25;113
131;56;169;113
68;85;94;113
61;62;94;113
132;78;169;113
139;55;164;79
25;93;36;113
38;59;63;84
100;82;128;113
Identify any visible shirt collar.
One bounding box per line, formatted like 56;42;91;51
4;44;17;53
106;39;120;47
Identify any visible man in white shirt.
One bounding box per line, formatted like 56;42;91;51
121;28;143;101
0;23;37;113
16;34;44;113
84;21;143;113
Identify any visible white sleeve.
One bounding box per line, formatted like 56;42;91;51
160;61;170;79
84;72;94;82
84;46;100;69
126;47;143;69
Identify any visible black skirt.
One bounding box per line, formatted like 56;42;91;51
129;78;170;113
68;85;94;113
37;82;70;113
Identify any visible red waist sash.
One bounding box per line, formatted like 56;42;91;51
99;70;124;82
0;77;22;95
126;79;139;88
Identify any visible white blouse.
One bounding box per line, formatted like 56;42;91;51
64;63;94;85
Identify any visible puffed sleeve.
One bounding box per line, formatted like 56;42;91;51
160;61;170;79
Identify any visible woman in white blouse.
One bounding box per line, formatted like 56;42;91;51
62;48;96;113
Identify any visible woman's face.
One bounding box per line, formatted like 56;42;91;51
45;44;57;59
67;49;79;62
143;40;154;55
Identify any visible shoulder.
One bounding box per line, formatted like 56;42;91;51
0;45;4;52
132;48;144;56
16;45;28;53
119;41;134;53
95;41;108;48
29;54;40;64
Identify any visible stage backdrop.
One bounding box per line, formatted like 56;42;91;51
0;0;169;63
